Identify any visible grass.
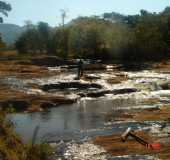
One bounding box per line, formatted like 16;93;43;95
0;111;53;160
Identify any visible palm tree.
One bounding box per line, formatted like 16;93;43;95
0;1;12;23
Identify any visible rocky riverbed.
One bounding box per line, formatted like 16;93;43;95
1;57;170;159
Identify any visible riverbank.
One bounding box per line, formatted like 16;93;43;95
1;56;170;159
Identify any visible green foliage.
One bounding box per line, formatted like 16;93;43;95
0;1;12;23
54;27;70;58
15;6;170;62
15;23;49;54
25;143;53;160
0;111;53;160
69;17;106;59
0;1;11;49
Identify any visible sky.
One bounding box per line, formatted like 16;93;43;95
3;0;170;26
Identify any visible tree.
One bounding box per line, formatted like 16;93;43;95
54;27;70;58
69;17;107;59
0;1;11;49
15;26;41;54
16;22;52;54
37;22;50;52
15;7;170;63
0;1;11;23
163;7;170;14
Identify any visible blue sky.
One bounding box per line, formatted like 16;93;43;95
4;0;170;26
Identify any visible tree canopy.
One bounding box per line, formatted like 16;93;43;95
15;6;170;63
0;1;11;23
0;1;11;50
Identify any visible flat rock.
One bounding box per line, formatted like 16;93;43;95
79;90;110;98
112;88;138;95
41;82;102;91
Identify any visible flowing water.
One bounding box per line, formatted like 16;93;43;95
5;68;170;159
9;98;140;142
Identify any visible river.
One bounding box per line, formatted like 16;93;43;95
4;66;170;159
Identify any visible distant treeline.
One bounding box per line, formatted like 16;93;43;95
15;7;170;62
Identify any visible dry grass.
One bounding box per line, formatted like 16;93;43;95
0;50;18;57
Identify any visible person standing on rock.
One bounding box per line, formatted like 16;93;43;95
77;59;84;80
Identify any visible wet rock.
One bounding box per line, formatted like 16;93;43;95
112;88;138;95
17;60;32;65
84;64;106;70
51;97;77;104
41;82;102;91
40;102;56;109
160;82;170;90
79;90;110;98
160;99;170;104
83;74;101;80
0;100;30;111
107;78;121;84
31;56;65;67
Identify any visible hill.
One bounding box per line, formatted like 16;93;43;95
0;23;24;45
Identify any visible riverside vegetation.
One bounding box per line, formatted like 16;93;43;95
13;7;170;63
0;111;53;160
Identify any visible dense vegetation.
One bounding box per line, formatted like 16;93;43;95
15;7;170;62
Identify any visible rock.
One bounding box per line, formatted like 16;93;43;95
51;97;76;104
160;82;170;90
107;78;121;84
83;75;101;80
18;60;32;65
0;99;30;111
84;64;106;70
31;56;65;67
79;90;110;98
112;88;138;95
40;102;56;109
41;82;102;91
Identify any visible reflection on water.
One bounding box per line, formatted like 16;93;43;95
9;98;139;142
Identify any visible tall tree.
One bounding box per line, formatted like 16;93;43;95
37;22;50;52
0;1;11;23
